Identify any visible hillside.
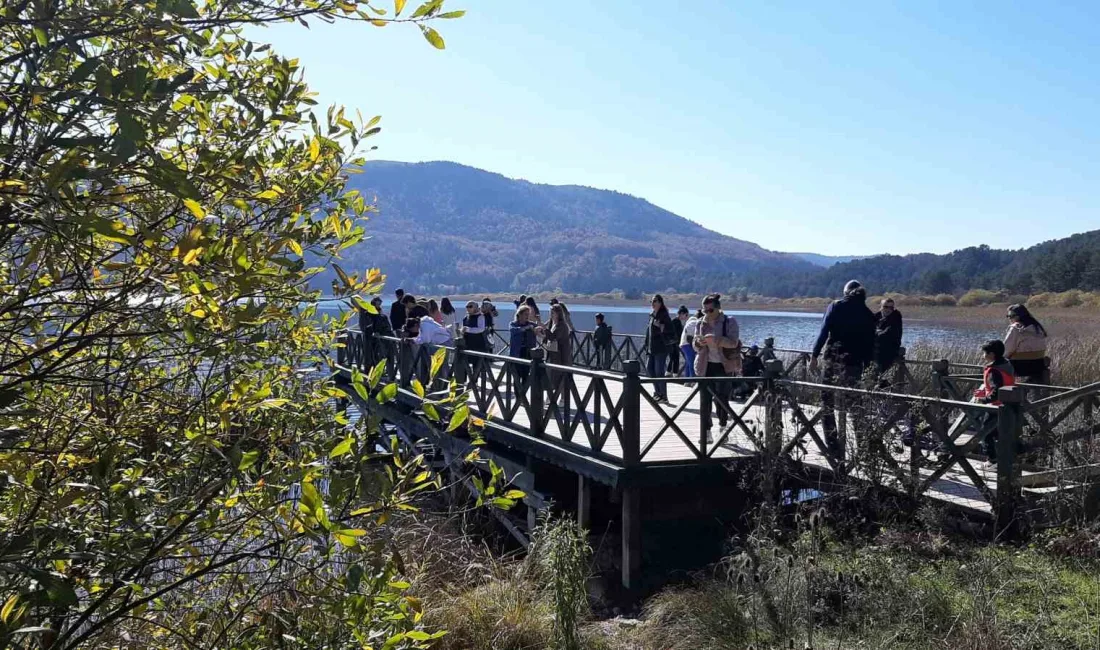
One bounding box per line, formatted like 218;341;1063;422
790;252;869;267
757;232;1100;298
331;161;817;295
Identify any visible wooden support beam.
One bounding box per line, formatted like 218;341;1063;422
996;386;1024;540
621;484;642;591
577;474;591;530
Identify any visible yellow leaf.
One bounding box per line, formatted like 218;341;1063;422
182;198;206;219
309;137;320;162
255;189;279;200
1;594;18;624
0;180;26;188
287;239;303;256
182;248;203;266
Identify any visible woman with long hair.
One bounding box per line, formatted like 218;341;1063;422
646;294;674;403
524;296;541;324
440;297;457;334
1004;304;1049;384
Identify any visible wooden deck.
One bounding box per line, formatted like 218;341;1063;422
463;367;1013;514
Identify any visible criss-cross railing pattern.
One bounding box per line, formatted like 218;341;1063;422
336;329;1100;530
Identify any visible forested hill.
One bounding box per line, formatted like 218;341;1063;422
758;231;1100;298
328;161;1100;298
333;161;817;295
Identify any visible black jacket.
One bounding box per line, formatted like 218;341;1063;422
646;307;674;355
874;309;903;364
389;301;407;332
812;296;876;365
594;322;613;348
670;318;685;348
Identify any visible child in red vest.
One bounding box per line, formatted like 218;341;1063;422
974;339;1016;461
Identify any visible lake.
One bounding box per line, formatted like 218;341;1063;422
321;299;1003;352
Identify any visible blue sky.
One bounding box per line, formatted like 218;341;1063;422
260;1;1100;256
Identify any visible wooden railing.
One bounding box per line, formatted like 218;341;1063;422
336;329;1100;534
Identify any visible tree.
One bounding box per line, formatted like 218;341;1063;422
0;1;473;647
921;269;954;295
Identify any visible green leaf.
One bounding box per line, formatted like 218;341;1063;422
446;403;468;432
491;497;516;509
421;26;445;49
32;26;47;47
352;295;376;313
503;489;526;499
351;378;370;401
330;437;354;458
368;359;387;389
410;379;425;398
437;10;465;18
423;403;440;422
377;382;398;403
238;450;260;471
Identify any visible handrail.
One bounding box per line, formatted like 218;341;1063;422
779;378;1000;411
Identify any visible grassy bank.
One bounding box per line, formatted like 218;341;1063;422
412;513;1100;650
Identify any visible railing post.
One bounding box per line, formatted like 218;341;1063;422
336;331;348;367
621;360;641;466
398;340;413;389
995;386;1024;540
895;346;908;391
931;359;950;398
453;339;467;388
762;359;785;509
529;349;546;437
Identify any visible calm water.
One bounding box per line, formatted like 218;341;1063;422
322;300;1002;352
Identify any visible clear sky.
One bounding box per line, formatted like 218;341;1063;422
259;1;1100;256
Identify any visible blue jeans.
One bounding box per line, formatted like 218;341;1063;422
680;344;696;378
648;352;668;399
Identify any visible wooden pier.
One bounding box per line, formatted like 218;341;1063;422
335;328;1100;590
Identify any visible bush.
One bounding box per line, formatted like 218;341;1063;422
1026;292;1054;308
958;289;1003;306
427;578;552;650
933;294;958;306
1057;290;1085;308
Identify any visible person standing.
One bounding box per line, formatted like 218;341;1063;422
389;288;407;333
509;305;538;383
646;294;674;403
460;301;488;353
524;296;542;324
541;304;574;405
679;309;702;379
593;313;614;370
973;339;1017;461
440;297;458;336
1004;304;1049;384
668;306;687;376
481;298;498;351
873;298;904;383
693;294;741;441
809;280;876;461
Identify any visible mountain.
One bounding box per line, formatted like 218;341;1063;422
333;161;817;295
757;232;1100;298
789;253;869;268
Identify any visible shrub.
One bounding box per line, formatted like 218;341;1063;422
933;293;958;306
1027;292;1054;308
1057;289;1085;308
427;578;552;650
958;289;1003;306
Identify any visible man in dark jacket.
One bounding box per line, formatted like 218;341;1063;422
593;313;614;370
809;280;876;463
873;298;903;380
389;288;406;332
668;306;687;376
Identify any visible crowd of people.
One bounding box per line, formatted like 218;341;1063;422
358;282;1050;457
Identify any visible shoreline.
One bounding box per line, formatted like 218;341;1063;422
446;293;1100;335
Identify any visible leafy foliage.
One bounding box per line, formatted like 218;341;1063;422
0;0;467;647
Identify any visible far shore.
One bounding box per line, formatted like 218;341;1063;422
444;293;1100;335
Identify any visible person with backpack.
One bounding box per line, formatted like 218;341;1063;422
809;280;876;460
693;294;741;440
646;294;674;403
389;288;407;332
509;305;538;384
1003;304;1049;384
593;313;614;370
974;339;1017;461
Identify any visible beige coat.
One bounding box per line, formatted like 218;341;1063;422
693;313;742;376
1004;323;1047;361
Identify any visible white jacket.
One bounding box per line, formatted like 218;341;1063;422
680;316;700;347
416;316;453;346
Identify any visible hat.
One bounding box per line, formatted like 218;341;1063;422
843;280;864;296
